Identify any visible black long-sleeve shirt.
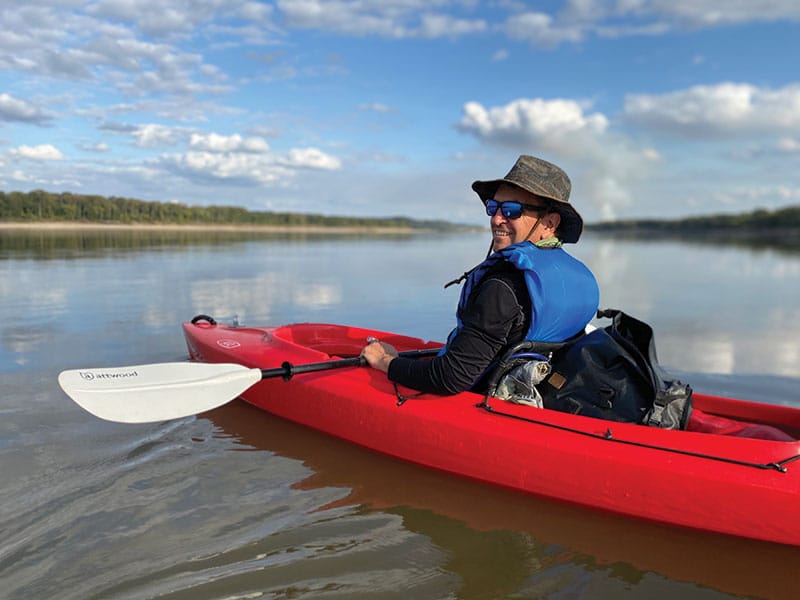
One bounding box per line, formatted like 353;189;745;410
387;262;531;394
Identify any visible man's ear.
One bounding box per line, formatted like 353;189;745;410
543;211;561;233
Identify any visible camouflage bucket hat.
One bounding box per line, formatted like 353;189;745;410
471;155;584;243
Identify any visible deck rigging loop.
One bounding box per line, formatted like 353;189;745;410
478;399;799;473
393;382;425;406
773;453;800;472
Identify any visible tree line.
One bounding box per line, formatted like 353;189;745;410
7;188;796;233
588;204;800;232
0;189;467;231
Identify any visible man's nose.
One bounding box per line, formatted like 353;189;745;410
490;207;507;224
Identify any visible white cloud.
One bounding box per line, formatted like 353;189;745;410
8;144;64;161
649;0;800;26
277;0;409;37
0;3;235;100
87;0;274;39
625;82;800;136
160;142;341;185
172;151;285;183
132;124;187;148
284;147;342;170
503;12;584;47
0;93;53;125
641;148;662;161
418;13;487;38
496;1;800;47
703;184;800;214
777;138;800;153
81;142;111;153
11;170;33;181
357;102;394;113
239;1;274;22
457;97;655;221
457;98;609;149
491;49;509;62
276;0;484;38
189;133;270;153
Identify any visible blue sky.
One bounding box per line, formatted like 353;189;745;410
1;1;800;226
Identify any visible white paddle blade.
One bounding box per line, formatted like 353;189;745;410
58;362;263;423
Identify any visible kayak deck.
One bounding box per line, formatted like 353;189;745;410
183;319;800;546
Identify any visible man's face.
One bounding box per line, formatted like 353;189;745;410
488;184;552;251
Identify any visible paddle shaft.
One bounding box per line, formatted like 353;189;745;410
269;348;440;381
58;347;442;423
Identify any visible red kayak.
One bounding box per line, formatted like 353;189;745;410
182;317;800;546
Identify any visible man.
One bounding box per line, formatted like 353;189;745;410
362;155;599;394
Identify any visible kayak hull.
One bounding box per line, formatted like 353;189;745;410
183;319;800;546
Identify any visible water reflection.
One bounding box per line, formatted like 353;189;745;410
1;228;799;381
206;400;800;599
0;227;428;260
4;226;798;259
578;236;800;378
190;274;343;323
587;227;800;253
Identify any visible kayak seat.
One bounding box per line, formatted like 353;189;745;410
687;409;795;442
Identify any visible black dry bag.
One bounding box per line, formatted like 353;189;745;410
540;309;692;429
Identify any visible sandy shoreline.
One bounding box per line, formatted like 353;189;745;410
0;221;451;234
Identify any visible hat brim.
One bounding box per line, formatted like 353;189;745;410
472;178;584;243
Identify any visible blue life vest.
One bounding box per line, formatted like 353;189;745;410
448;241;599;346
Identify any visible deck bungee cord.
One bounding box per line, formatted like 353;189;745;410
476;397;800;473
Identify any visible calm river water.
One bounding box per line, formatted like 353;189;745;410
1;227;799;599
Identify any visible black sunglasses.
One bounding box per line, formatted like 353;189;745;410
485;199;549;219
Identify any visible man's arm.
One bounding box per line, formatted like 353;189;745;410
387;276;527;394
